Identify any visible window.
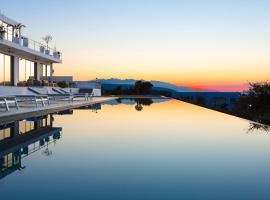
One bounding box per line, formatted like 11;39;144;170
19;59;35;82
0;128;11;141
41;64;51;77
0;53;11;85
19;121;34;135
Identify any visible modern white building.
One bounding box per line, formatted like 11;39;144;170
0;13;61;86
74;80;102;96
0;13;102;97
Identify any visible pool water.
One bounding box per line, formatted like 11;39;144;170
1;99;270;200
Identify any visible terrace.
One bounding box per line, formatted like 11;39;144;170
0;13;62;86
0;13;62;63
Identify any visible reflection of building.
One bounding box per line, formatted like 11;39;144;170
0;13;61;86
77;103;101;112
0;115;62;180
57;109;74;115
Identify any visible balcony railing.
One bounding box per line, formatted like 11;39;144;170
0;26;62;61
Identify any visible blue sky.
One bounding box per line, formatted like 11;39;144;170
1;0;270;90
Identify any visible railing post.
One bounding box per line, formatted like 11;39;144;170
14;97;19;110
47;96;50;105
69;95;73;103
35;96;38;107
41;96;45;107
3;98;9;111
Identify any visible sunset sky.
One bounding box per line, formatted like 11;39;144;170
2;0;270;91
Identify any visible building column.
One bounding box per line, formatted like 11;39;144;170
48;64;53;85
34;120;41;129
10;121;20;139
34;62;42;81
50;64;53;76
10;56;20;86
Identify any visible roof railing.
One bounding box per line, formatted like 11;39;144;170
0;25;62;61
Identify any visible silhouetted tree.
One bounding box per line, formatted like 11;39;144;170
247;122;270;134
111;86;123;95
135;103;143;111
136;98;153;106
234;82;270;123
196;96;206;106
135;81;153;94
57;81;68;88
134;98;153;111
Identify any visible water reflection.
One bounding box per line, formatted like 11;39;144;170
134;99;153;111
104;98;168;111
247;122;270;134
0;101;118;180
1;99;270;199
77;103;102;113
173;92;239;112
0;114;62;180
173;92;270;126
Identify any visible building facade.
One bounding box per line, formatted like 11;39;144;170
0;13;61;86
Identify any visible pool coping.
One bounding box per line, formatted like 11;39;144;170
0;97;118;125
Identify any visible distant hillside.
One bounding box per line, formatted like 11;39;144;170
98;79;193;92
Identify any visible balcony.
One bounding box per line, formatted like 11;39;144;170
0;25;62;64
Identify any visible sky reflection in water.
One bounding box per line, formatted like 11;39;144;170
0;99;270;200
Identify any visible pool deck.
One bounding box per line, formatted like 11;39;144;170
0;97;117;125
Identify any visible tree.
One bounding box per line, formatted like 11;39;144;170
135;103;143;111
111;86;122;95
57;81;68;88
143;81;153;94
135;81;143;94
134;81;153;94
42;35;53;49
134;98;153;111
234;82;270;123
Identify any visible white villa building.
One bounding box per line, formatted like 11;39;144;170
0;13;101;96
0;13;61;86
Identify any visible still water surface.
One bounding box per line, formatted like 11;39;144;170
0;99;270;200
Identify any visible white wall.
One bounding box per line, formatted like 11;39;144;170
93;88;101;96
0;86;102;96
0;86;35;96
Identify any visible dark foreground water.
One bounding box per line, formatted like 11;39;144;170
0;99;270;200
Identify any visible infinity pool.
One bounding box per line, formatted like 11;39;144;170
0;99;270;200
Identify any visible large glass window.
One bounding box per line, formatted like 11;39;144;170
42;64;47;77
0;53;11;86
19;120;35;135
47;65;51;77
0;21;13;41
19;59;34;82
0;153;20;170
0;127;11;141
7;25;13;41
19;116;51;135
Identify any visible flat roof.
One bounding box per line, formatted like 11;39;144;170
0;13;23;26
0;39;62;64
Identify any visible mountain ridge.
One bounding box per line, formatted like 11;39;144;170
96;78;194;92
